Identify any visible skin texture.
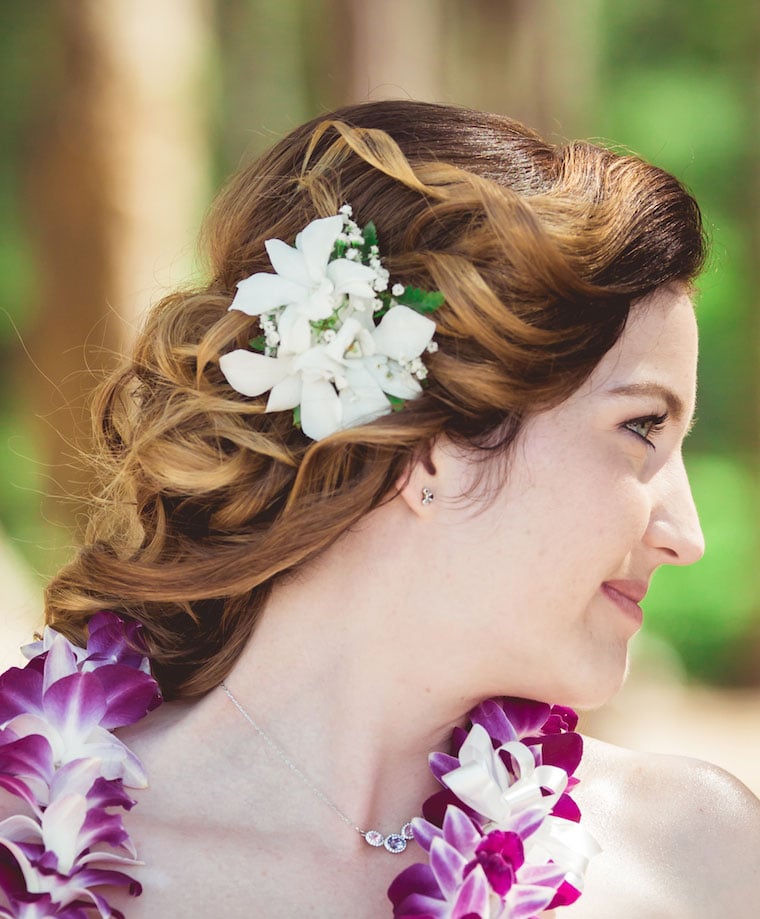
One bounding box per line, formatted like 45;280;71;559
37;286;760;915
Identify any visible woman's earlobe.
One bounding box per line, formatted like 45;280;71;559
396;468;435;517
395;440;441;516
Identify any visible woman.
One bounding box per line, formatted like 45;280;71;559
1;101;758;918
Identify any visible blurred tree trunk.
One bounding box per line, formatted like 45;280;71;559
343;0;446;103
338;0;600;138
23;0;214;536
443;0;602;138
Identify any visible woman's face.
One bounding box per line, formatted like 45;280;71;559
427;284;703;708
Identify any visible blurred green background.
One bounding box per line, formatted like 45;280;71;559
0;0;757;685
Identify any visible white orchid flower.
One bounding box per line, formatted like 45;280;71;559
219;209;442;441
365;305;436;399
228;214;377;355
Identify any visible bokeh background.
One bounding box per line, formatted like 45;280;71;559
0;1;758;785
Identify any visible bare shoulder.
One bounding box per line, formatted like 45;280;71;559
563;736;760;918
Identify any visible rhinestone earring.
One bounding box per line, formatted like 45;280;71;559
421;487;434;506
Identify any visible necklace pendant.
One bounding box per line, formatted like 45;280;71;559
363;824;414;853
383;833;407;854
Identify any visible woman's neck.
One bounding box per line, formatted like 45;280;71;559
221;510;478;837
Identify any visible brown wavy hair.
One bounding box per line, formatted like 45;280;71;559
44;101;705;699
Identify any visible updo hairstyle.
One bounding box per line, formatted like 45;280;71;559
44;101;705;699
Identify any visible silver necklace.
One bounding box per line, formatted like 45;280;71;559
220;681;416;854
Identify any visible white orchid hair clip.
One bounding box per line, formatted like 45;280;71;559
219;205;443;441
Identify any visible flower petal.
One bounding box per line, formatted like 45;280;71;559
278;307;313;354
339;365;391;429
265;238;312;288
327;258;377;298
429;837;468;900
41;793;87;874
451;864;490;918
372;305;436;363
84;613;147;671
42;637;80;695
387;861;440;909
0;814;42;844
42;672;106;746
409;817;443;854
0;667;43;724
219;350;293;398
229;272;304;315
429;752;460;783
364;356;422;400
68;727;146;788
299;378;342;441
94;665;161;730
266;375;302;412
0;734;55;797
294;214;343;280
442;806;482;853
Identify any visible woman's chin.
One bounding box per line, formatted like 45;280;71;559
541;655;631;712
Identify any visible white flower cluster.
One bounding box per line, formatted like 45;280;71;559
219;206;440;441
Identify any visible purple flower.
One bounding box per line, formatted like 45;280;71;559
0;613;159;917
464;831;524;897
0;836;137;919
390;807;565;919
389;807;494;918
1;623;160;793
395;697;601;918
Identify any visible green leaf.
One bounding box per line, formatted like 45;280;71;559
361;221;379;253
332;238;348;259
386;395;406;412
249;335;267;352
293;405;302;429
310;313;340;333
396;287;445;314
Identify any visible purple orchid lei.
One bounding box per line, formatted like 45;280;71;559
0;613;161;918
388;698;601;919
1;615;597;919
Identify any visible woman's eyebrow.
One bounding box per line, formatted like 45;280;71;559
607;382;686;422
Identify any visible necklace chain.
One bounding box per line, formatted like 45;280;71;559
220;681;416;853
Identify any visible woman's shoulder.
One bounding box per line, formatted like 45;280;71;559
566;736;760;917
580;734;760;832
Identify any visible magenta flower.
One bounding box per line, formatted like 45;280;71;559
0;613;160;917
465;831;524;897
391;697;600;918
389;806;566;919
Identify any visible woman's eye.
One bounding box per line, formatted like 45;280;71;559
623;413;668;448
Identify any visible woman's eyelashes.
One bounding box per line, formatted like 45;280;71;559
622;412;668;449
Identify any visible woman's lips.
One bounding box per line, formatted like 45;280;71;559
601;580;647;626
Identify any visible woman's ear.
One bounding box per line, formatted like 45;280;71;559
395;438;441;517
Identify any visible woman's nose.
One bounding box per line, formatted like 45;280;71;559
643;456;705;566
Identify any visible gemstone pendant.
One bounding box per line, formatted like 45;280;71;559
364;830;384;847
363;825;414;853
383;833;407;853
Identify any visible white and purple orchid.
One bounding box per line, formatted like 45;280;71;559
219;206;442;441
389;698;600;918
0;613;161;918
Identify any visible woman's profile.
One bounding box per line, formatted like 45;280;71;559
1;100;758;918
